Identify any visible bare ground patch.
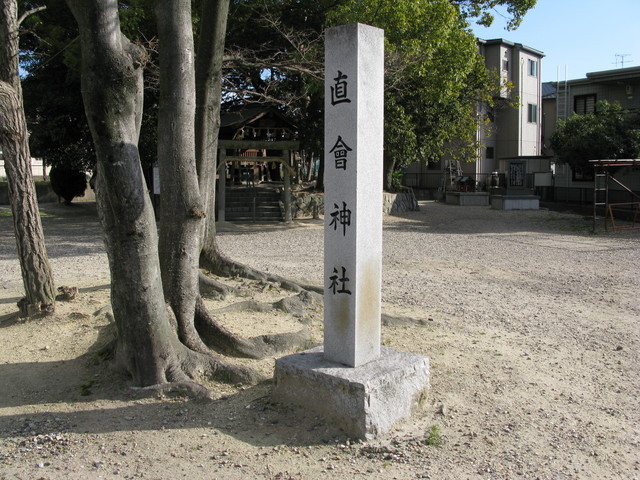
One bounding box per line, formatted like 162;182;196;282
0;202;638;479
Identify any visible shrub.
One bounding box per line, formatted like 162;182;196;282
49;167;87;205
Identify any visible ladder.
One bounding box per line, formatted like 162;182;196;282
593;165;608;232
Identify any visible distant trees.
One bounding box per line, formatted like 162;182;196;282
551;101;640;173
20;0;537;192
225;0;509;190
451;0;537;29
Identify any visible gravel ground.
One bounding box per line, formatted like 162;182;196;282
0;200;638;480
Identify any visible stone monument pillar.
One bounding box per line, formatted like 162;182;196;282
323;23;383;367
272;23;429;440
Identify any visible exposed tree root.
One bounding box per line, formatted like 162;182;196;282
200;248;323;294
381;313;420;327
208;289;322;324
130;381;218;401
199;271;239;300
194;295;319;359
91;304;264;394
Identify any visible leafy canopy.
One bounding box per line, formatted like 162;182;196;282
451;0;537;29
327;0;494;170
551;101;640;172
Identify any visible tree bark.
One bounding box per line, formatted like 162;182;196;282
0;0;55;316
155;0;206;351
196;0;230;267
383;151;396;191
66;0;186;386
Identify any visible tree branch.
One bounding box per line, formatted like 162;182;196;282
17;6;47;28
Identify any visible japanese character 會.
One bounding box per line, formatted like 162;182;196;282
329;135;353;170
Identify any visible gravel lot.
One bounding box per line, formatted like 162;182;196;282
0;200;638;479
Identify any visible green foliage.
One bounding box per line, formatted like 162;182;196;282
19;0;95;171
18;0;531;190
49;167;87;204
20;0;158;171
551;101;640;172
423;425;444;446
451;0;537;29
327;0;494;186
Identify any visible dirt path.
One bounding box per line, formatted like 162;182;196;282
0;201;638;479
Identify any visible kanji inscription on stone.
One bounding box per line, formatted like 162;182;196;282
323;23;384;367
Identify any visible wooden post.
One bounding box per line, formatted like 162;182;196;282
283;149;292;222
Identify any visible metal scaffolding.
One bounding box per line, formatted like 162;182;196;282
591;159;640;232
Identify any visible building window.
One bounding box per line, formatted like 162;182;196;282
528;59;538;77
486;147;494;159
527;103;538;123
502;59;509;71
574;94;596;115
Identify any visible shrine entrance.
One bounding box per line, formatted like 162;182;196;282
217;107;300;222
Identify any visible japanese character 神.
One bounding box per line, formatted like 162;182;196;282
329;201;352;236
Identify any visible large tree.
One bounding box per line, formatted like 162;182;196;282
451;0;537;29
65;0;312;391
0;0;56;316
551;101;640;174
328;0;495;189
63;0;264;390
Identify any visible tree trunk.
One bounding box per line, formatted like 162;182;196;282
383;151;396;191
0;0;55;316
196;0;230;266
155;0;206;350
66;0;188;386
316;154;324;191
67;0;290;389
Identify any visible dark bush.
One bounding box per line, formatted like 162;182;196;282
49;167;87;205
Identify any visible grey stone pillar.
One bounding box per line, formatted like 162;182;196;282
283;150;292;223
272;22;429;441
323;23;384;367
217;148;226;222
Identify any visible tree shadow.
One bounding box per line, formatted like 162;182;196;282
0;284;110;327
0;310;350;447
0;202;105;261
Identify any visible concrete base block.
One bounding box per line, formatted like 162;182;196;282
272;346;429;440
491;194;540;210
445;191;490;206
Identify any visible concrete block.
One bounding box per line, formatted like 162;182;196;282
272;346;429;440
445;192;490;206
491;194;540;210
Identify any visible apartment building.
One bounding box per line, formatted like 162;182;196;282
543;66;640;203
404;38;549;197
